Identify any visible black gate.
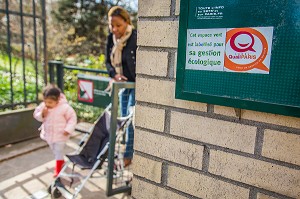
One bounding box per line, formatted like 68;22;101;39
0;0;47;110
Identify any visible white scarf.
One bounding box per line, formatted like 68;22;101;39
110;25;133;75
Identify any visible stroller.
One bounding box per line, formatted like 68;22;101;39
49;104;134;199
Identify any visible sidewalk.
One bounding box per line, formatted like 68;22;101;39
0;131;130;199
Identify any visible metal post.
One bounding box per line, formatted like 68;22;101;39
106;82;135;196
32;0;38;102
5;0;14;109
106;82;119;196
48;62;54;84
41;0;48;84
56;62;64;92
20;0;27;105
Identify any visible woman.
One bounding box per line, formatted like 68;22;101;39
106;6;137;167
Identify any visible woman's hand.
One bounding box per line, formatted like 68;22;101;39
114;74;128;82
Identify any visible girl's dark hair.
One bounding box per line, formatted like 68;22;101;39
43;84;61;101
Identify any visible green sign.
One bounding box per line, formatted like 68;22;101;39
175;0;300;117
77;74;111;108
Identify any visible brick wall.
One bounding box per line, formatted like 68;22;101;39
132;0;300;198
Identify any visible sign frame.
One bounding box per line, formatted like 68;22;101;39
77;74;111;108
175;0;300;117
78;79;94;103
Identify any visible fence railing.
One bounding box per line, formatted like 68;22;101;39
106;81;134;196
0;0;47;110
48;60;108;92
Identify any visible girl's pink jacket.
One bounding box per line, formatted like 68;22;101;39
33;94;77;144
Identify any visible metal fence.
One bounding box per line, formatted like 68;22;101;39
48;60;108;92
107;81;134;196
0;0;47;110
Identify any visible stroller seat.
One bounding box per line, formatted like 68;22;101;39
66;154;104;169
66;110;111;170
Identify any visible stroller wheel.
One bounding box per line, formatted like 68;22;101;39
47;185;52;194
51;187;62;198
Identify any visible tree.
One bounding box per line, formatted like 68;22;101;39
50;0;137;58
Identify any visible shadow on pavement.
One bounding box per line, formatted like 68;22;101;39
0;135;130;199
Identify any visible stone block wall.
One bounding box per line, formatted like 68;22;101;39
132;0;300;198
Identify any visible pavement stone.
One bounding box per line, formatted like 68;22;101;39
0;129;131;199
0;138;48;163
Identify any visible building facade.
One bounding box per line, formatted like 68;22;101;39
132;0;300;198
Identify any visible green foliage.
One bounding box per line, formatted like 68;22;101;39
64;54;107;70
0;53;44;107
0;52;107;123
50;0;137;58
69;101;104;123
0;0;133;122
52;0;109;56
0;70;41;105
63;53;107;122
62;64;105;123
0;71;11;104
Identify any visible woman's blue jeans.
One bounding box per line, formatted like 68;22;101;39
119;88;135;159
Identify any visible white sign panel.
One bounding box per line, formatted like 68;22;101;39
185;27;274;74
78;80;94;102
186;28;226;71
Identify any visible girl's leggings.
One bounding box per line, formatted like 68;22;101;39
48;141;66;160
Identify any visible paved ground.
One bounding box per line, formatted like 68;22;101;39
0;131;131;199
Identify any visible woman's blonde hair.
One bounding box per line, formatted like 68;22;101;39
108;6;133;26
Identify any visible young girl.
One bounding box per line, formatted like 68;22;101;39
33;84;77;177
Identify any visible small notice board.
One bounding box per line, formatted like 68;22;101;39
175;0;300;117
77;74;111;108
